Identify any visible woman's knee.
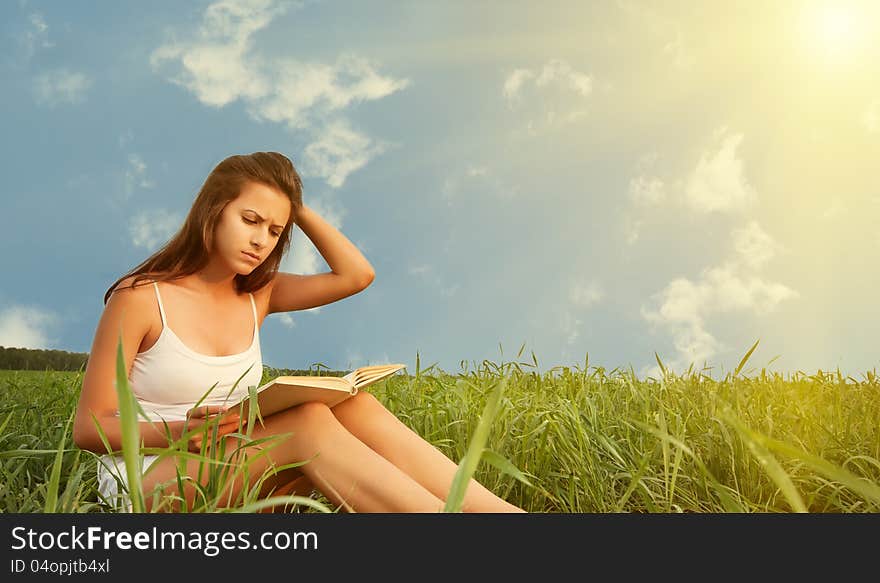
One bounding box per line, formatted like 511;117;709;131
264;401;344;441
288;401;336;425
220;401;337;454
332;390;383;420
350;391;382;408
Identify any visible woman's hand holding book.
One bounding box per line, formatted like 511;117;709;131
184;405;243;452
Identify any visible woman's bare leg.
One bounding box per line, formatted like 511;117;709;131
330;392;525;512
140;401;444;513
257;470;315;513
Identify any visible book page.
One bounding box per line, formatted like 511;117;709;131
257;376;353;393
222;365;406;421
351;364;406;390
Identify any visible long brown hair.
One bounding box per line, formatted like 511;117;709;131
104;152;303;305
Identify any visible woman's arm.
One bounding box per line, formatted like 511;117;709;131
265;204;376;314
73;414;189;454
293;204;374;282
73;277;194;453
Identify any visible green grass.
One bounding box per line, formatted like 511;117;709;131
1;342;878;513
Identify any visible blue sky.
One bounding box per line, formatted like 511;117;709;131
1;0;878;379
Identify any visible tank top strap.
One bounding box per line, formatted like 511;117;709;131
248;293;257;331
152;282;168;328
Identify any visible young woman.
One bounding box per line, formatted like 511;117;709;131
73;151;524;513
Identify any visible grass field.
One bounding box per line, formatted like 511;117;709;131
1;344;878;513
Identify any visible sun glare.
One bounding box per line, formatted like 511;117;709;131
800;2;869;65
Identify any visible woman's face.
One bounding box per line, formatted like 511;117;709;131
213;181;292;273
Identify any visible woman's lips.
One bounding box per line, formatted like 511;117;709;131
242;251;259;262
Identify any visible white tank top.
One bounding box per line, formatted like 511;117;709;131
127;281;263;422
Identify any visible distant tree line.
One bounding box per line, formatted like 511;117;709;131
264;365;352;377
0;346;90;372
0;345;352;376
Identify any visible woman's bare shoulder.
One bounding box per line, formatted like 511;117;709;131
107;275;158;307
95;276;156;354
114;273;161;290
249;276;276;323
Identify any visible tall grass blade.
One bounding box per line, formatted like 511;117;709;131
733;339;760;378
114;328;144;513
443;378;506;512
481;448;533;487
234;495;332;514
43;408;75;513
728;414;880;507
654;352;668;380
720;409;807;512
634;420;744;512
58;451;86;512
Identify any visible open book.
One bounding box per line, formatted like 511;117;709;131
221;363;407;421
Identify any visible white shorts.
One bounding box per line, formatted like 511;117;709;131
96;454;161;513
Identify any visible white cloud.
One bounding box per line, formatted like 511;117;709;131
300;119;389;188
272;312;296;329
615;0;696;71
641;225;798;375
12;11;55;63
250;53;411;130
623;143;791;377
123;153;156;200
704;264;797;314
731;220;784;270
622;152;666;245
129;209;183;251
502;58;593;135
502;68;535;107
0;305;60;349
534;60;592;96
149;0;289;107
150;0;408;188
624;129;758;252
684;129;757;214
32;69;92;107
283;197;341;278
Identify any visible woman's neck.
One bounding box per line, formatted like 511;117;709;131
176;272;240;300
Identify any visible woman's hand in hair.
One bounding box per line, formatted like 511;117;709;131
184;405;242;453
292;202;308;225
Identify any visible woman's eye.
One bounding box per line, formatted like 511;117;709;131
246;217;280;237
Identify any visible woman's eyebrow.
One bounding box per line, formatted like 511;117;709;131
243;208;284;229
